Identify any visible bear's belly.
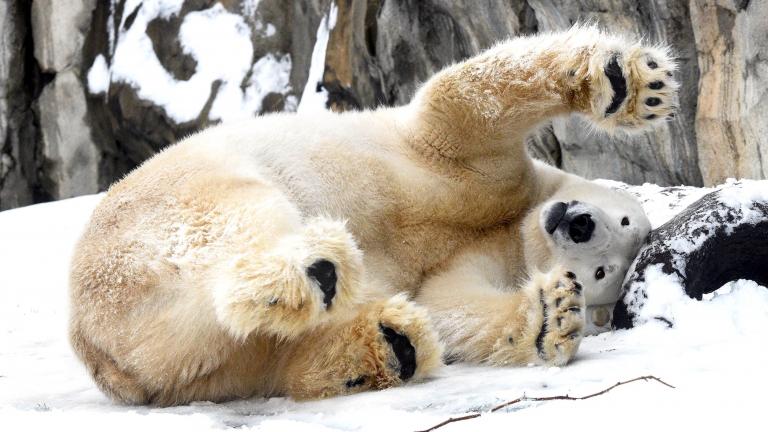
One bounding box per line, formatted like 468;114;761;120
359;221;486;295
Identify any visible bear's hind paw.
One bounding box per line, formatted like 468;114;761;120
369;295;444;387
283;295;444;399
215;217;366;340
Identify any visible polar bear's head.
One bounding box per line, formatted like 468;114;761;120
522;181;651;306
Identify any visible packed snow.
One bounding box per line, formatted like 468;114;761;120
88;0;295;122
1;183;767;431
298;2;338;113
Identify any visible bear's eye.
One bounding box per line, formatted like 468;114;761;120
621;217;630;226
595;267;606;280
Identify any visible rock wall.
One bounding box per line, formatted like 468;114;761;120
692;0;768;185
1;0;37;209
530;0;703;186
0;0;766;210
33;0;100;200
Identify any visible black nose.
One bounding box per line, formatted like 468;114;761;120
569;213;595;243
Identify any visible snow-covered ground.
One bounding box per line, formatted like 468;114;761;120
1;186;767;431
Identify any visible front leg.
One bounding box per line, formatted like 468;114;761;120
418;259;585;366
407;26;678;160
494;268;586;366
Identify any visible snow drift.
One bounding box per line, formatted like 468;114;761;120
1;182;766;431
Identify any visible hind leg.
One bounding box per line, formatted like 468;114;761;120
277;295;444;399
71;176;373;405
70;326;151;404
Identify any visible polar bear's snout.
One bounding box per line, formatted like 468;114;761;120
543;201;596;244
534;186;652;307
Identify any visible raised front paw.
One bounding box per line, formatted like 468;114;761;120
534;268;586;365
487;268;585;366
502;268;586;366
587;37;679;131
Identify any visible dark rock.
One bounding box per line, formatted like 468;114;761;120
613;181;768;329
1;0;44;210
324;0;527;110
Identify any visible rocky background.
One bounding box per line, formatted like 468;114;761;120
0;0;766;210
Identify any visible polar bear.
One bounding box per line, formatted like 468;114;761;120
69;27;676;405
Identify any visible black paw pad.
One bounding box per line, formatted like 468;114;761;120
572;281;583;294
380;325;416;380
604;55;627;116
535;289;549;359
307;259;337;309
648;81;665;90
345;376;366;388
645;97;661;106
565;271;576;280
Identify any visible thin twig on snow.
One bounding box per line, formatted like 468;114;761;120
414;375;675;432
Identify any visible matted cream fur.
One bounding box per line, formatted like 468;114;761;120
70;26;678;406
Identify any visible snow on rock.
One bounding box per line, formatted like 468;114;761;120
596;179;714;228
613;180;768;329
97;0;295;123
241;0;261;18
1;183;767;430
86;54;110;94
298;2;337;113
